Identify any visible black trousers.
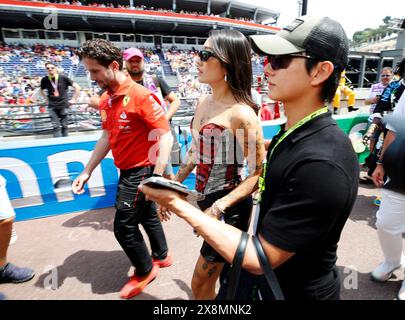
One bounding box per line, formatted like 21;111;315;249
114;166;168;276
48;107;68;137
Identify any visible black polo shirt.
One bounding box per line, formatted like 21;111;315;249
258;112;359;298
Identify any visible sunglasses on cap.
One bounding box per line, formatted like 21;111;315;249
198;50;217;62
265;53;318;70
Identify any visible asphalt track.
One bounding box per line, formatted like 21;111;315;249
1;171;404;300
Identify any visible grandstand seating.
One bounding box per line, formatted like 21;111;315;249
1;55;81;78
0;43;266;109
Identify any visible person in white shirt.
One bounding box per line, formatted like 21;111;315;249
365;67;393;114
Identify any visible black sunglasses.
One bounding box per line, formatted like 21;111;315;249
198;50;217;62
266;53;318;70
46;67;55;70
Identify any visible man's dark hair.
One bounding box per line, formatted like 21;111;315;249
77;39;123;70
45;62;55;68
305;58;343;103
395;57;405;78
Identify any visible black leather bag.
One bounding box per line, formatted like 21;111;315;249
224;232;284;300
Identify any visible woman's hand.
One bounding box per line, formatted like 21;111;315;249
156;204;172;222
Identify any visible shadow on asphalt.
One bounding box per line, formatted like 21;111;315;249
338;266;403;300
34;250;132;295
349;195;379;230
62;209;115;233
172;279;193;299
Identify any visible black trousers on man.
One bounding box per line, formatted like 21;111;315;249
48;107;68;137
114;166;168;277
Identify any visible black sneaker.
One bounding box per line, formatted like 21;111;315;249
0;263;35;284
348;106;359;112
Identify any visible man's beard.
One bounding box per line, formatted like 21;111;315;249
96;80;109;90
127;69;143;78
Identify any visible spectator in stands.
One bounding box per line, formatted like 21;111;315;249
40;61;81;137
158;29;265;300
0;174;35;288
123;47;181;179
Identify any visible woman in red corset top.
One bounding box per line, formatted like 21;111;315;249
159;29;265;299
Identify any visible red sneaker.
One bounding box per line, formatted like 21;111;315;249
119;264;159;299
152;255;173;268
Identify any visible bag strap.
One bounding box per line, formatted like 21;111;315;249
252;235;285;300
226;231;249;300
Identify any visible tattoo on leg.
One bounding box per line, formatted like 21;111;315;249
207;266;218;278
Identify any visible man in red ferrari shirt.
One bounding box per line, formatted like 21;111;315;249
72;39;173;299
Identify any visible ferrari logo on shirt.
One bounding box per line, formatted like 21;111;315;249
101;110;107;122
123;95;130;106
120;111;127;119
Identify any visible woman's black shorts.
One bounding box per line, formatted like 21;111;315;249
197;189;253;263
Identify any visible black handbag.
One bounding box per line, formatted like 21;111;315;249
225;232;284;300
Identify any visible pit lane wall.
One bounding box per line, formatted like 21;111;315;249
0;114;369;222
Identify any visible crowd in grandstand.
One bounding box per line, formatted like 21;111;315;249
21;0;257;23
0;43;223;106
0;41;267;121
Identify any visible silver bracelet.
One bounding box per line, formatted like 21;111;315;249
215;200;227;213
210;200;226;218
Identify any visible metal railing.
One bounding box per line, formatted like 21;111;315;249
0;103;101;137
0;93;278;137
0;99;199;137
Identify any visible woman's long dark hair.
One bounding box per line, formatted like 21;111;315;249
209;29;258;114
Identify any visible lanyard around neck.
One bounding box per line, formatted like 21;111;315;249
257;106;329;199
48;74;59;90
268;107;328;160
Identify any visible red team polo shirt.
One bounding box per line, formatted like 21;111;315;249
99;77;170;170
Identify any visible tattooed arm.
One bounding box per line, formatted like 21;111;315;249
173;96;207;183
216;106;266;210
174;145;197;183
